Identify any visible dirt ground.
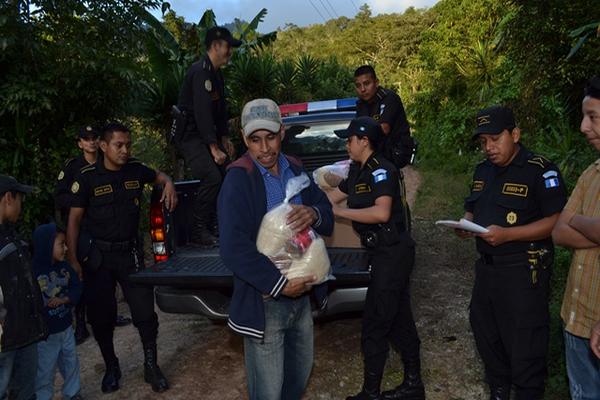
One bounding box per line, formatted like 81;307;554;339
63;166;487;400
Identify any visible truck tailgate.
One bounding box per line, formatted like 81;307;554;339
131;247;370;288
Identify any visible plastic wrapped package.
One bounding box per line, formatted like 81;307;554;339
312;159;350;190
256;173;332;284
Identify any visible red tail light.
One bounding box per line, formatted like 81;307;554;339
150;201;168;263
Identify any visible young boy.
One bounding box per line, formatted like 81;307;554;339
0;175;47;400
32;223;82;400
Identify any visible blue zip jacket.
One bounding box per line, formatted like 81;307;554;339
32;223;82;335
218;153;334;339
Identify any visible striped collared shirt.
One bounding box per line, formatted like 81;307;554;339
561;159;600;338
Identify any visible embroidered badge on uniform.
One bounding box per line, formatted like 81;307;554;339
124;180;140;190
472;180;484;192
502;183;528;197
506;211;517;225
372;168;388;183
545;178;559;188
205;79;212;92
355;183;371;193
94;185;113;196
71;181;79;194
58;171;65;181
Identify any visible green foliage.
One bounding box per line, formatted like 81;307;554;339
0;0;162;229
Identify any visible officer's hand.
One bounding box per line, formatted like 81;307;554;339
591;320;600;358
281;275;317;297
161;180;178;212
222;137;236;159
71;261;83;281
287;205;317;233
210;144;227;165
454;229;475;239
478;225;510;247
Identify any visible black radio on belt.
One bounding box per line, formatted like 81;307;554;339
360;222;404;249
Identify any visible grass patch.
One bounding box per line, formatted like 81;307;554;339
413;166;471;220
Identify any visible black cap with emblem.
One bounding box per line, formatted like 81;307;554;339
334;116;383;143
472;105;516;139
78;125;99;139
0;174;35;194
205;26;242;48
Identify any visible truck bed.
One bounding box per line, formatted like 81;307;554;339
131;247;370;288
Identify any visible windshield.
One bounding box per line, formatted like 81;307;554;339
284;120;349;155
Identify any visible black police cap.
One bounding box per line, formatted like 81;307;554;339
0;174;35;194
334;116;383;143
584;76;600;100
78;125;99;139
205;26;242;48
472;106;516;138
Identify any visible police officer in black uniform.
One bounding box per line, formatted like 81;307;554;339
328;117;424;400
54;125;132;345
456;106;567;400
66;122;177;394
176;26;241;247
354;65;413;168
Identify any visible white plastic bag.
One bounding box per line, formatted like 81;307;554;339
256;173;332;284
312;159;350;190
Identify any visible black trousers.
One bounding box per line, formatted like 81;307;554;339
85;248;158;354
469;258;550;399
362;236;421;375
178;135;226;228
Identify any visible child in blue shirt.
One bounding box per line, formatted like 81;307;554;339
32;223;83;400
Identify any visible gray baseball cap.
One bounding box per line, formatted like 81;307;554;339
241;99;282;137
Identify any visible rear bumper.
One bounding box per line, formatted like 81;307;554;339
155;285;367;321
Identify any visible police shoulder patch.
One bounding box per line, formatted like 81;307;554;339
71;181;80;194
372;168;388;183
57;170;65;181
205;79;212;92
472;180;484;192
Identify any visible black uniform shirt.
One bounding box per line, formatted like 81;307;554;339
338;153;405;235
177;54;228;144
356;87;410;145
54;154;92;221
464;145;567;255
70;158;157;242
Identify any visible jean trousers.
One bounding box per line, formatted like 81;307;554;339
564;329;600;400
36;326;81;400
0;342;38;400
244;295;313;400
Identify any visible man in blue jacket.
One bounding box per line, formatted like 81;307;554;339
218;98;333;400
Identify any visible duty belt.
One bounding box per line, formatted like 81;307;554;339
479;252;528;266
94;239;136;252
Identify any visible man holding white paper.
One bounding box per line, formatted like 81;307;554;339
456;106;567;400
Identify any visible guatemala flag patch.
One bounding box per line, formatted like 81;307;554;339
545;177;559;188
372;168;388;183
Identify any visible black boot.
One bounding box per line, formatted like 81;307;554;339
74;307;90;345
143;344;169;393
101;359;121;393
346;369;382;400
489;385;510;400
381;359;425;400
